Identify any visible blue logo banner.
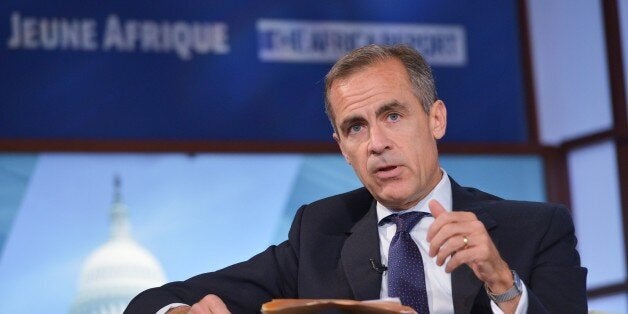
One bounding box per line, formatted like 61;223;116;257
0;1;526;143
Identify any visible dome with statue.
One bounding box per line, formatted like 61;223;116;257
71;178;167;314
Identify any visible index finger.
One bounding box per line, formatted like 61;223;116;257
429;199;446;218
426;200;447;242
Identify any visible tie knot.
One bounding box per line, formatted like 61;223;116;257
382;211;431;233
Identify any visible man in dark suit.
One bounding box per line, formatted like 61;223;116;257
126;44;587;314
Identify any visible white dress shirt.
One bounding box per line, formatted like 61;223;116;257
376;169;527;314
158;169;528;314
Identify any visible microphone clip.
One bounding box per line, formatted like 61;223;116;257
369;258;388;274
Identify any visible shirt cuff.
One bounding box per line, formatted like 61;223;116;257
156;303;189;314
489;281;528;314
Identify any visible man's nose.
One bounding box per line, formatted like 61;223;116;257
368;123;392;155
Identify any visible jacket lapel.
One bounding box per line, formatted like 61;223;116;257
450;178;499;313
340;201;382;300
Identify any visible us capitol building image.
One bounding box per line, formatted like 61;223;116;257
71;177;166;313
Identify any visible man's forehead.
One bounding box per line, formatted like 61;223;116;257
328;58;415;125
332;67;412;103
338;100;407;120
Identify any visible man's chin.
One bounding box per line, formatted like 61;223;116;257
365;181;416;207
374;193;416;210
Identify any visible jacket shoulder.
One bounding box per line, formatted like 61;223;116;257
298;187;374;232
307;187;373;209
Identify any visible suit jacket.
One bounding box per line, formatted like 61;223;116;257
125;179;587;313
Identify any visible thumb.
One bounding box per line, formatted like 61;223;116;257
429;199;446;218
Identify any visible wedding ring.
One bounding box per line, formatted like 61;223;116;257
463;236;469;249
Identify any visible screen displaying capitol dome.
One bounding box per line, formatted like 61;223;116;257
71;177;166;314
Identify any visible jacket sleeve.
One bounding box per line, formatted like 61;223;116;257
525;205;588;313
124;205;305;314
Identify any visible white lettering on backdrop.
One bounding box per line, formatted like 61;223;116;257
257;19;467;66
6;12;230;61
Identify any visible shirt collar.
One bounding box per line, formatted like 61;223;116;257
376;168;452;224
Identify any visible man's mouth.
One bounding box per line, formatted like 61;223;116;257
374;165;401;179
378;165;397;172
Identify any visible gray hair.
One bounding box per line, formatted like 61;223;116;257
324;44;437;131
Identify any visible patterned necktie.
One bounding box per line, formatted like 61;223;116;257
384;211;431;314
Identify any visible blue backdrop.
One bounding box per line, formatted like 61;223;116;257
0;1;526;142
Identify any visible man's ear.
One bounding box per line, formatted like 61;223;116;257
333;133;351;164
429;100;447;140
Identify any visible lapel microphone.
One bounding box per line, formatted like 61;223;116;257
369;258;388;274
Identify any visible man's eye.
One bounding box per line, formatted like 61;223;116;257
349;124;362;134
388;113;400;121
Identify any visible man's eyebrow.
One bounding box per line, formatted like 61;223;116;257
375;101;405;116
338;101;406;133
339;115;365;132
